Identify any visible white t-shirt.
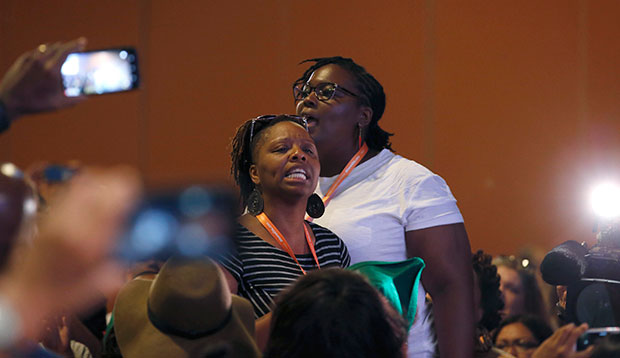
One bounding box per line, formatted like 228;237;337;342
313;149;464;358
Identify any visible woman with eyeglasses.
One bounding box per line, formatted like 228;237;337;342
493;315;553;358
292;57;474;358
220;114;351;349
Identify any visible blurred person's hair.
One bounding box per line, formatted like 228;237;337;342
494;255;549;320
473;250;504;331
492;314;553;345
264;268;407;358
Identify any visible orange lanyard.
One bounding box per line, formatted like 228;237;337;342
307;143;369;222
256;213;320;275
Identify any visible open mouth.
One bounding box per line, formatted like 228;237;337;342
285;168;308;180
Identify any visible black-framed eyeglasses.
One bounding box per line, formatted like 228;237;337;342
249;114;309;143
293;82;359;102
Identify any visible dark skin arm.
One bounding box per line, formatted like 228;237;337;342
406;223;474;358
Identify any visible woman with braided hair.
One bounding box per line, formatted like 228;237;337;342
292;56;474;358
220;114;350;349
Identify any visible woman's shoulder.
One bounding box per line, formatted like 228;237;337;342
384;151;435;178
377;151;455;191
308;221;337;236
234;222;256;240
233;223;272;248
308;221;345;245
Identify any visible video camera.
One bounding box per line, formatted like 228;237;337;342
541;183;620;348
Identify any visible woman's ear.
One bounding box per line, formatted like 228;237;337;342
249;164;260;186
358;105;373;129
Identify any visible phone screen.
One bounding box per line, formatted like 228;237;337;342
61;48;139;97
577;327;620;350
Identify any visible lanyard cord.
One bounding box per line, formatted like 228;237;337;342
306;143;369;222
256;213;320;275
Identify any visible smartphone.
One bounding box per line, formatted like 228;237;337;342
577;327;620;350
116;185;236;262
61;47;139;97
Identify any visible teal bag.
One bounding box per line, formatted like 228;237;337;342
348;257;425;330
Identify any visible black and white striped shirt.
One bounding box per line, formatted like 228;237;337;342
218;221;350;318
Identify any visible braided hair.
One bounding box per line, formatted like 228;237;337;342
293;56;393;151
472;250;504;331
230;115;307;209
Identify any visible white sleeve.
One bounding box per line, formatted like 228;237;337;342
403;174;464;232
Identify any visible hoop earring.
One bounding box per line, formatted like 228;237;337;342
247;188;264;216
306;193;325;218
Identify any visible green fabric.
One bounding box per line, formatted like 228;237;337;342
102;313;115;351
348;257;425;329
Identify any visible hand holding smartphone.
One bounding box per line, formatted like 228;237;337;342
61;48;139;97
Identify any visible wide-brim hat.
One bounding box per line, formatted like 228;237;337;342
114;256;261;358
348;257;425;329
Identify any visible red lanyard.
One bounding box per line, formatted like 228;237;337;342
256;213;320;275
306;143;369;222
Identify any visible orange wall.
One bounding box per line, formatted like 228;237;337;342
1;0;619;255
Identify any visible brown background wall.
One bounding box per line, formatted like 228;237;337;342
1;0;619;255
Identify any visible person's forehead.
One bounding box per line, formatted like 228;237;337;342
261;121;311;143
307;64;355;86
498;322;536;341
498;265;519;281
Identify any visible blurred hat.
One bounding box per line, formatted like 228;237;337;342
348;257;425;329
114;256;261;358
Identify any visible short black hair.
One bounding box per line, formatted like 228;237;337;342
293;56;393;151
265;268;407;358
473;250;504;331
492;314;553;345
230;115;306;209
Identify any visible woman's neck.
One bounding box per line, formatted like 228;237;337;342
259;196;308;244
318;146;381;177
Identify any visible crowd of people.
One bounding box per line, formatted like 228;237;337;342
0;38;618;358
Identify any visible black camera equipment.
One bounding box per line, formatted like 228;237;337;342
541;221;620;348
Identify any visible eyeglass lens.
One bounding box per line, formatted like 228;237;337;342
295;83;337;101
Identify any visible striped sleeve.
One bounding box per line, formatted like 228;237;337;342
213;231;244;283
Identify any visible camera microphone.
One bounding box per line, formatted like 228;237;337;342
540;240;588;286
